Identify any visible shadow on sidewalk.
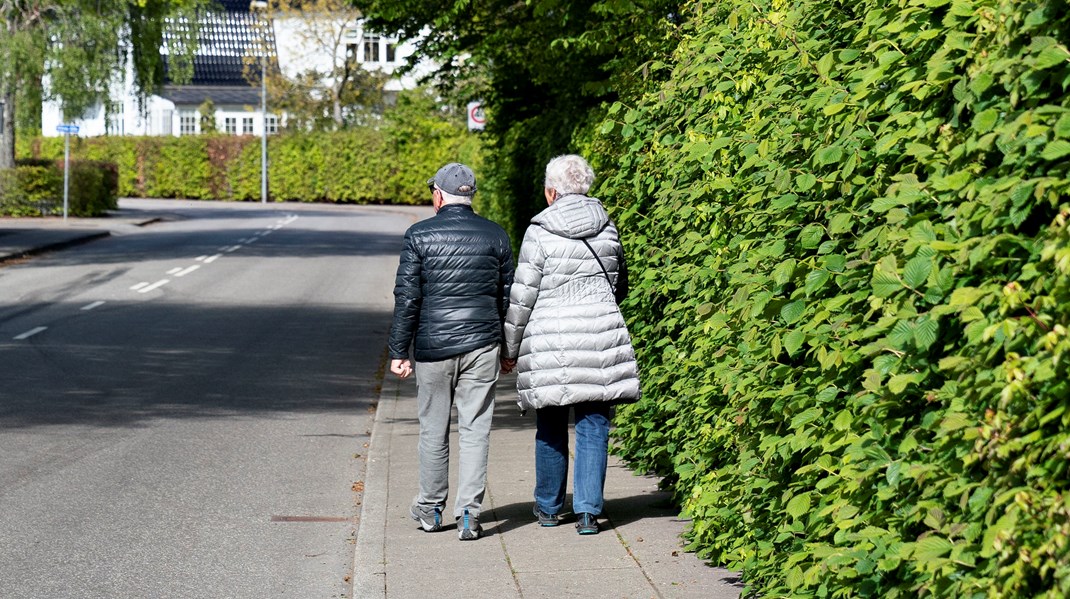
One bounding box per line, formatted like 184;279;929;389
482;487;682;538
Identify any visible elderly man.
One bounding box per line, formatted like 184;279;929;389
388;162;514;541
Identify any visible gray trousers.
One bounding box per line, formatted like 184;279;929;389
412;343;500;519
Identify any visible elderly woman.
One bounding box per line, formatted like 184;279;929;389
502;154;641;535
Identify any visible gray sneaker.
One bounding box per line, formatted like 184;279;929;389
410;505;443;532
533;505;560;527
457;509;481;541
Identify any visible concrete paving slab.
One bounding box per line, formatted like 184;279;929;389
354;370;745;599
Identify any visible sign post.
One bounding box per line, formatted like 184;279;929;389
467;101;486;132
55;124;79;221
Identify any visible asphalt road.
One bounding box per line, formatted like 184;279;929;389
0;200;426;599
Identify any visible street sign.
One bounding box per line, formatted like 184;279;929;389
467;101;485;131
56;124;79;134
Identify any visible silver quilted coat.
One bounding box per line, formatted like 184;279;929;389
503;194;641;411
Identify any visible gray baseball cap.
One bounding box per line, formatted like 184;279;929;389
428;163;477;196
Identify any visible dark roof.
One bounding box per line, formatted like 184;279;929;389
159;85;261;106
212;0;256;11
164;6;277;87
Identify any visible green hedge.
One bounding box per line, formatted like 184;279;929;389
17;120;482;205
596;0;1069;596
0;159;118;217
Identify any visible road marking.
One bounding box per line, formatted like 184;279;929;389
139;279;170;293
224;245;240;253
14;327;47;340
203;254;222;264
81;301;105;311
174;265;200;277
130;282;148;291
239;238;251;243
167;267;182;275
260;230;273;236
195;255;208;262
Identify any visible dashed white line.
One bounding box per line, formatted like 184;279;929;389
167;267;183;275
203;254;222;264
131;282;149;291
174;265;200;277
260;230;273;237
139;279;170;293
224;245;240;253
81;301;106;311
195;255;208;262
14;327;47;340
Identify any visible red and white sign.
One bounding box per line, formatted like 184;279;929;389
467;101;486;131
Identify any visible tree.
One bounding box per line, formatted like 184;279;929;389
0;0;205;169
355;0;684;238
255;0;388;130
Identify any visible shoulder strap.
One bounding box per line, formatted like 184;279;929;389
580;238;614;292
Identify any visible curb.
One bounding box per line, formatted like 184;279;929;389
0;231;110;263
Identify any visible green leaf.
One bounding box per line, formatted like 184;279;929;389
1035;45;1070;70
805;269;830;295
773;258;797;285
796;173;817;191
696;302;714;316
781;300;806;324
1042;140;1070;161
784;329;807;356
887;373;915;394
824;254;846;273
829;213;854;234
815;146;844;166
791;407;822;429
949;286;985;307
972;109;999;133
786;493;812;519
903;255;933;288
799;224;824;249
872;271;902;298
914;536;953;561
823;103;846;116
914;319;939;350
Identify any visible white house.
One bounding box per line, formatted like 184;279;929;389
42;0;428;138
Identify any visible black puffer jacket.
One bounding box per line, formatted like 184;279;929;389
389;204;515;362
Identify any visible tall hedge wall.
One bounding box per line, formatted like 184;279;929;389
17;123;481;205
595;0;1069;596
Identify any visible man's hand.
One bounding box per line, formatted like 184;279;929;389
391;358;413;378
500;357;516;374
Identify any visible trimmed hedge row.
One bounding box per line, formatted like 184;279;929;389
0;159;118;217
17;122;481;205
594;0;1070;596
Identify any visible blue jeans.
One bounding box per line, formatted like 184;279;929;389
534;403;611;516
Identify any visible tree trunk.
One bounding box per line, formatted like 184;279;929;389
0;81;14;170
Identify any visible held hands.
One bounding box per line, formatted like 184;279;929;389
391;358;413;379
500;357;516;374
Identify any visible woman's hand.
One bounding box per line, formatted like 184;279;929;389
500;358;517;374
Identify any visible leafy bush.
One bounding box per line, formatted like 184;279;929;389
0;159;116;217
17;94;481;204
0;165;61;216
597;0;1070;596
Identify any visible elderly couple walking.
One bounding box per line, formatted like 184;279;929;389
387;155;641;541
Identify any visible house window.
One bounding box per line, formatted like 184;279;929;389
266;115;278;134
243;117;254;134
363;34;380;62
385;43;396;63
225;117;237;134
179;112;197;135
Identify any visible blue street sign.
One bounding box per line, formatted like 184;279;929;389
56;124;79;134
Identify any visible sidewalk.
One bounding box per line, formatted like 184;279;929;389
0;204;173;262
355;373;744;599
